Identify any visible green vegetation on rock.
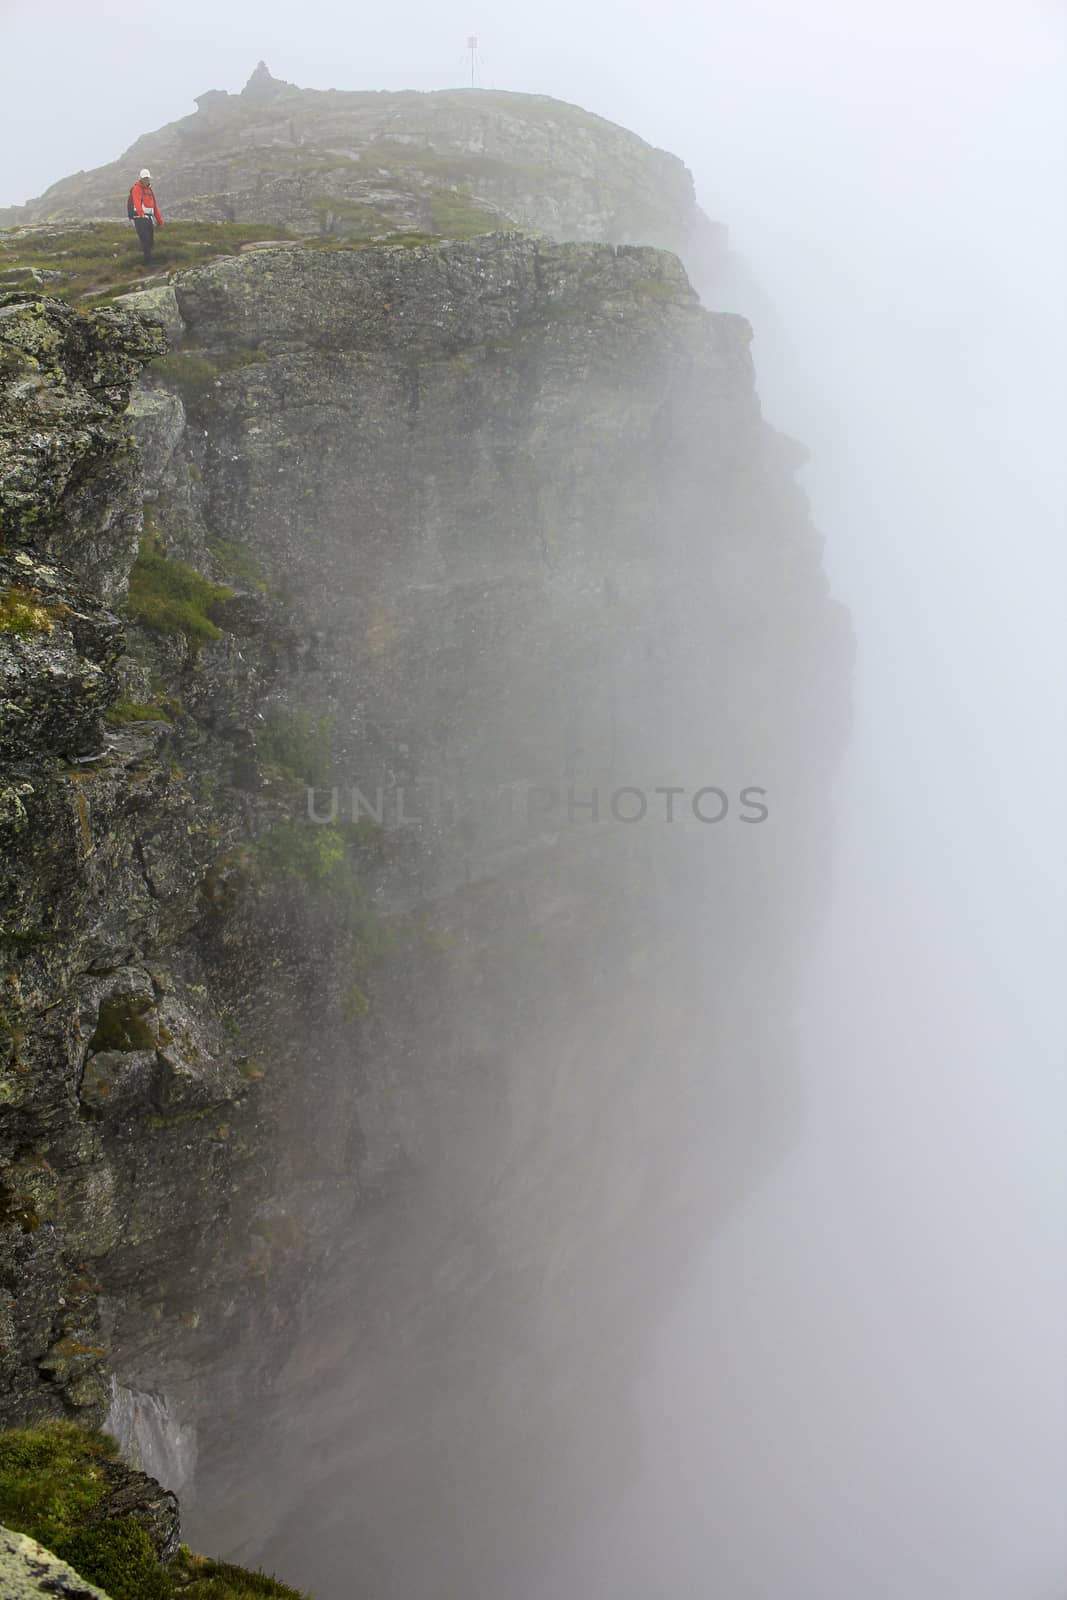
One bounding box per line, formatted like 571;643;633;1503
145;353;220;398
205;536;271;594
105;695;178;726
631;275;684;300
0;1422;114;1548
0;586;69;637
0;1424;313;1598
255;820;347;886
89;991;160;1052
148;349;268;400
427;187;496;239
0;218;473;315
0;223;305;306
308;195;393;235
256;705;332;786
356;142;552;188
56;1517;170;1600
252;817;397;1015
127;532;232;642
171;1549;309;1598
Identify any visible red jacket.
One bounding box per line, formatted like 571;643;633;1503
129;181;163;224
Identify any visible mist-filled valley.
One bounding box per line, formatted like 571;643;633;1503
0;4;1063;1599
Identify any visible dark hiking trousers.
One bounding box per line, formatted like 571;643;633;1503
133;216;155;263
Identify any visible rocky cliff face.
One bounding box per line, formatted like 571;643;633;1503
2;83;849;1600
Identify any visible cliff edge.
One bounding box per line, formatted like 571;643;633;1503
0;67;725;284
1;81;850;1597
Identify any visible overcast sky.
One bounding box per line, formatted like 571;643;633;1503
3;3;1065;1596
1;0;1058;217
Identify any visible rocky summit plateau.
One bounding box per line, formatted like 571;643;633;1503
0;64;849;1600
0;62;725;275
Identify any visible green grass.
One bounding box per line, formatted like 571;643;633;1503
146;353;221;397
252;818;397;1003
0;1424;313;1598
0;1420;115;1549
172;1549;309;1598
427;188;496;239
0;222;305;306
630;276;683;300
255;820;347;886
147;348;268;401
256;705;333;786
127;532;233;642
308;195;394;235
55;1517;170;1600
0;215;498;311
105;694;181;726
205;535;271;594
0;586;70;637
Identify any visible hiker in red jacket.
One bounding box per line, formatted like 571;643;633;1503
128;169;164;264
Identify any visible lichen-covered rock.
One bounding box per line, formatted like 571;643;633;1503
73;970;243;1118
0;1524;113;1600
0;296;164;603
0;548;124;762
0;297;255;1429
124;387;186;492
111;285;184;345
173;232;696;355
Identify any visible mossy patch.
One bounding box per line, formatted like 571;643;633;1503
0;1420;115;1549
105;694;180;726
54;1516;169;1600
0;1424;314;1598
380;231;442;248
146;353;220;398
0;222;306;307
205;535;270;594
630;276;683;300
308;195;394;236
252;817;397;1014
342;984;370;1022
89;991;159;1052
427;188;495;240
127;531;232;642
147;348;268;401
256;705;332;786
172;1547;309;1598
0;1169;40;1231
255;820;347;886
0;585;70;637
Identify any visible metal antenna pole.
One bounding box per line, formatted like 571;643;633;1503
467;35;478;87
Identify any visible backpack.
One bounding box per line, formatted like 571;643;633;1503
127;187;137;220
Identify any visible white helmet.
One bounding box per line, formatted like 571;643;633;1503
139;168;152;180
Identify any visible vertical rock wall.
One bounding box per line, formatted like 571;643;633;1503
1;229;849;1595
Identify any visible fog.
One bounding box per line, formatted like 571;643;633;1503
5;0;1065;1594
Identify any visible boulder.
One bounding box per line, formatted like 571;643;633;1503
112;285;184;346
